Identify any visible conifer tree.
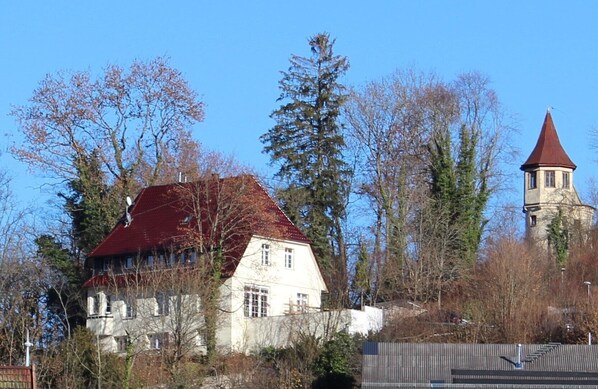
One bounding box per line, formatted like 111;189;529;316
352;241;371;309
262;33;351;305
547;208;569;265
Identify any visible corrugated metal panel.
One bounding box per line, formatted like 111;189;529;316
362;342;598;388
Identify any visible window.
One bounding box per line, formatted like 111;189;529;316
102;258;111;272
244;286;268;317
297;293;309;313
146;255;154;267
156;293;170;316
530;215;537;227
528;171;537;189
545;171;555;188
115;336;128;353
188;250;197;264
90;294;100;316
148;333;169;350
124;256;134;270
124;298;136;319
105;295;112;315
261;244;271;265
284;248;294;269
168;253;177;266
562;172;570;189
157;254;166;267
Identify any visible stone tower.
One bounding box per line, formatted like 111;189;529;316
521;111;594;246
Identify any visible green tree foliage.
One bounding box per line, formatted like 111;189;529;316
346;71;509;303
352;241;371;308
428;123;490;266
36;234;87;338
262;33;351;305
547;208;569;265
61;151;120;256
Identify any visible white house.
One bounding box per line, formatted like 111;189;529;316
83;175;381;355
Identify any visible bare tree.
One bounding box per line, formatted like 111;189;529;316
11;57;204;190
11;57;206;257
471;237;549;343
345;69;514;304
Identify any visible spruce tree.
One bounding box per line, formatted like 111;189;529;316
262;33;351;305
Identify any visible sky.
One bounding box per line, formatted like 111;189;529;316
2;1;598;223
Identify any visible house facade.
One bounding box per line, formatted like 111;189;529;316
521;112;594;247
83;175;330;354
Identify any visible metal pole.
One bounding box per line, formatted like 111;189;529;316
24;329;33;367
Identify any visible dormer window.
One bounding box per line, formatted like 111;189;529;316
562;172;570;189
545;171;555;188
528;171;537;189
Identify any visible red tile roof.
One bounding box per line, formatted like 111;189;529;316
521;112;576;170
85;175;309;283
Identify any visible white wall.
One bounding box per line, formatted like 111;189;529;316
87;235;329;355
218;235;328;352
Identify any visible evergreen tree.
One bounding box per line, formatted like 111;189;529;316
454;124;489;265
61;151;120;256
428;124;490;267
36;235;87;338
547;208;569;265
262;33;351;306
352;241;371;309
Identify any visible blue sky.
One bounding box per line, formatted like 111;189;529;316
2;1;598;219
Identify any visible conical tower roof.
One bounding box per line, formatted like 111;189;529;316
520;111;576;171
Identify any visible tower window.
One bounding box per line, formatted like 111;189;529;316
530;215;537;227
528;171;537;189
545;171;555;188
562;172;570;189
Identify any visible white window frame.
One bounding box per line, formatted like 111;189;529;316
156;292;170;316
297;293;309;313
284;248;294;269
261;243;271;265
124;297;136;319
244;286;269;318
115;336;128;353
89;294;100;316
105;294;112;315
148;333;168;350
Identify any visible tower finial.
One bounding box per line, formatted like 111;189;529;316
547;106;553;113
